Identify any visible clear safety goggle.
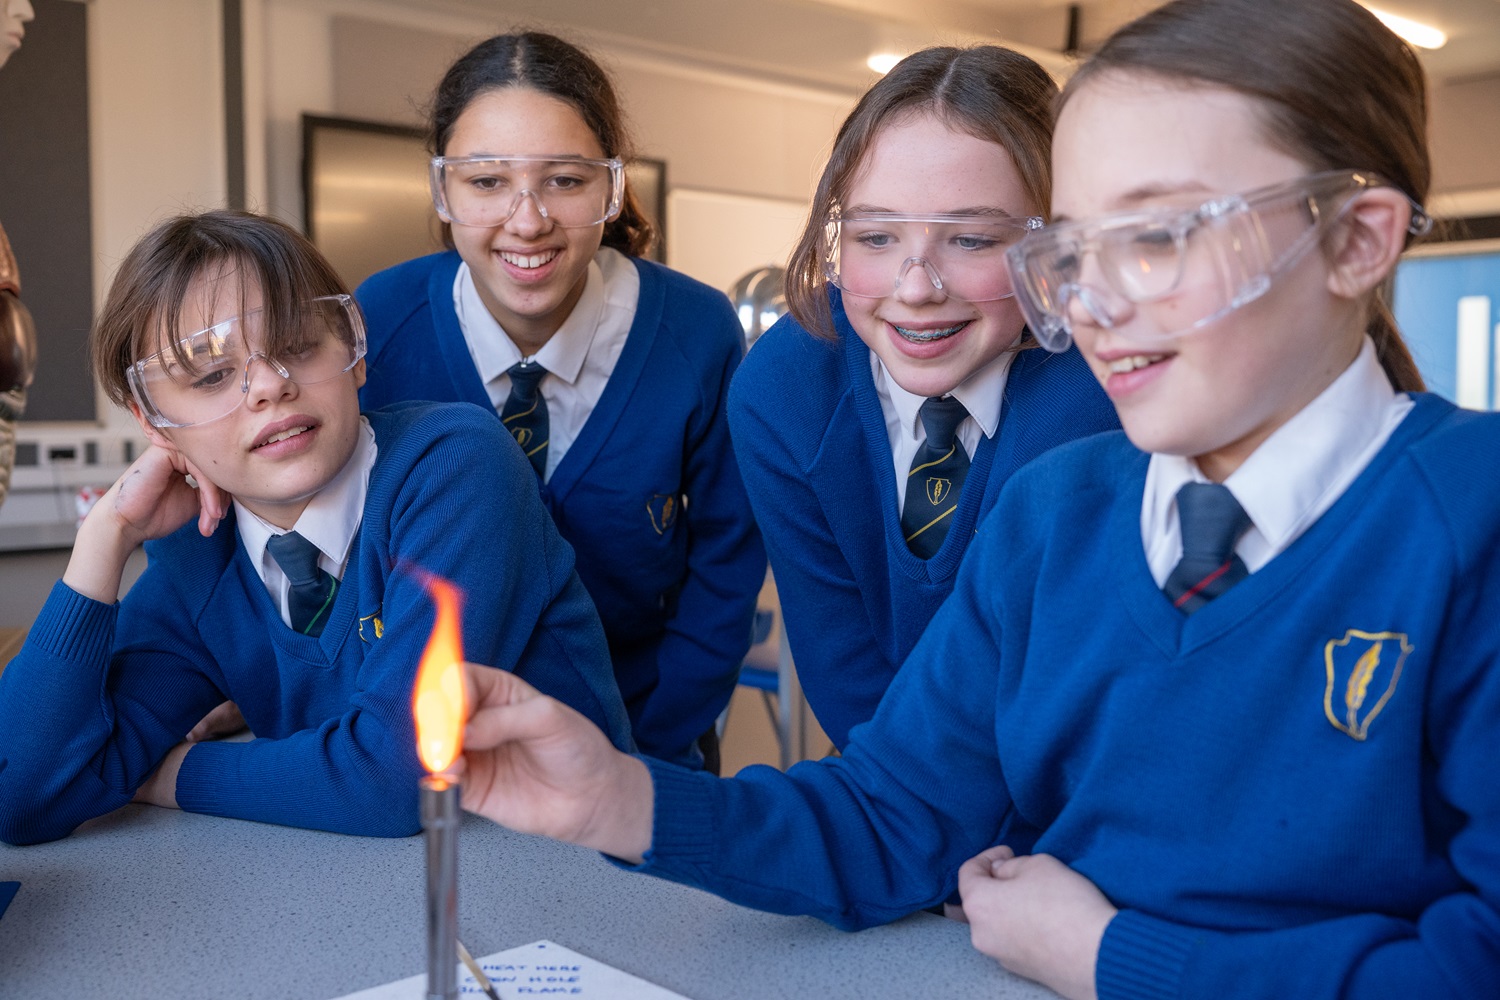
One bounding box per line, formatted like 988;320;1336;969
429;154;625;229
1004;170;1434;352
824;209;1044;303
127;294;367;429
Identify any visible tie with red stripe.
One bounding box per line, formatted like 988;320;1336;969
1162;482;1251;615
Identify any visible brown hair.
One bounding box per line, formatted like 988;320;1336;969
92;210;350;406
1062;0;1429;391
785;45;1058;340
429;31;654;257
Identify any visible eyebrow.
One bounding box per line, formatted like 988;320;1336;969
447;152;597;161
844;204;1024;218
1051;181;1216;225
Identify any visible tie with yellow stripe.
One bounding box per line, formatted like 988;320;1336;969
501;360;549;478
901;396;970;559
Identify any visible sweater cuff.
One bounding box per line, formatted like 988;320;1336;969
1096;909;1197;1000
25;580;118;668
172;740;221;816
605;755;717;877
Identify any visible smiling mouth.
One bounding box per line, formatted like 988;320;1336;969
500;249;561;270
892;321;969;344
1106;353;1172;374
253;425;312;450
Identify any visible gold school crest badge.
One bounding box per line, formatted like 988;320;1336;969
1323;629;1412;741
647;493;679;535
510;426;534;449
358;611;384;643
926;478;953;506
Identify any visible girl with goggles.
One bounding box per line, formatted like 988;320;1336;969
725;46;1117;752
437;4;1500;1000
355;31;765;773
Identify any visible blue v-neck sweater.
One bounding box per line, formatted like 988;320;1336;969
0;403;631;845
637;394;1500;999
356;252;765;766
727;298;1118;747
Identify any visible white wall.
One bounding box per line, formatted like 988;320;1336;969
57;0;223;442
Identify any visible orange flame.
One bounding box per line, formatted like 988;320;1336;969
412;575;466;774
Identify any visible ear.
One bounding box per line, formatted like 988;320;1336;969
1325;188;1411;302
351;357;367;391
127;399;180;453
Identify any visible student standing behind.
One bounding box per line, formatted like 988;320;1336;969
448;1;1500;997
357;32;764;771
0;211;630;846
729;46;1118;749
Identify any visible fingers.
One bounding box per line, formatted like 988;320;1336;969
464;687;570;751
182;458;228;537
463;663;568;751
465;663;539;713
186;700;246;742
958;844;1018;895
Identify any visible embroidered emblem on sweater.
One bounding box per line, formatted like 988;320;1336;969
358;611;384;643
1323;630;1411;740
647;493;678;535
926;477;953;506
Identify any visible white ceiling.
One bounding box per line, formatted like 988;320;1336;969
403;0;1500;88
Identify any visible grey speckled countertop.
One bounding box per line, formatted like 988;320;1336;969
0;805;1059;1000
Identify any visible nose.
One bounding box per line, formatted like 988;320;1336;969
16;0;35;23
242;353;297;408
892;257;947;306
503;189;554;239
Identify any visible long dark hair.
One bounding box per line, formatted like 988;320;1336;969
784;46;1057;340
430;31;654;257
1062;0;1429;391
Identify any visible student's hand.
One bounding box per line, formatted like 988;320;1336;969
186;701;246;742
106;444;229;544
460;663;654;863
957;846;1117;1000
132;742;189;810
64;445;229;604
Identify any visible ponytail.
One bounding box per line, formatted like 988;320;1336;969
1370;298;1425;392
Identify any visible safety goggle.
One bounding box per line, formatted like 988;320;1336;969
429;154;625;229
1004;170;1433;352
126;294;366;429
823;209;1044;304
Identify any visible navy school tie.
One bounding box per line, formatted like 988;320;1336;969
1162;482;1252;615
501;361;549;478
901;396;971;559
266;531;339;637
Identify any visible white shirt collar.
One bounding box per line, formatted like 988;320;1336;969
876;345;1015;441
454;255;607;387
1143;336;1408;580
236;416;377;580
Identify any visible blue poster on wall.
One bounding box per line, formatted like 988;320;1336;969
1393;246;1500;410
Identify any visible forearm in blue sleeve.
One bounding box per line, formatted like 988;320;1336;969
629;549;1014;928
0;580;225;844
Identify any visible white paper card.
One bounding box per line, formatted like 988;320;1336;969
332;939;694;999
